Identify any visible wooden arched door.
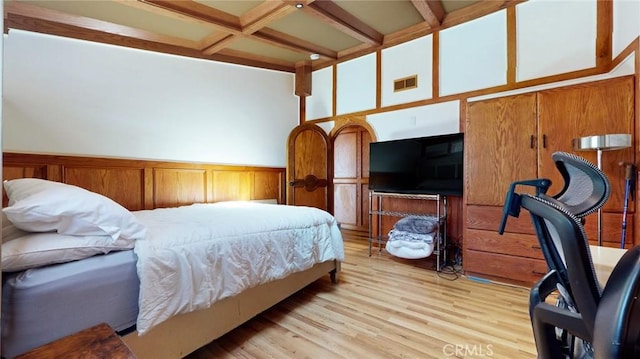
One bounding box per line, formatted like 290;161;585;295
330;121;375;235
286;123;331;211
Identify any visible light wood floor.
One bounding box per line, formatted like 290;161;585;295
187;238;537;359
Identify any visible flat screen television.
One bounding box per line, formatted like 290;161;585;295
368;133;464;196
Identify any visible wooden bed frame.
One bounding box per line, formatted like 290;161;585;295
2;152;342;358
123;260;339;358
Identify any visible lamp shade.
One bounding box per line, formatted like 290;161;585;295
573;134;632;151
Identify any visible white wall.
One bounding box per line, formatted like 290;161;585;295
613;0;640;58
470;53;636;102
381;35;433;106
366;100;460;141
315;121;335;135
439;10;507;96
306;66;333;121
3;30;298;167
336;53;377;115
516;0;597;81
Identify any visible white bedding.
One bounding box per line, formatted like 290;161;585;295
385;236;435;259
132;202;344;335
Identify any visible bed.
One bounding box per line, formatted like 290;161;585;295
1;177;344;358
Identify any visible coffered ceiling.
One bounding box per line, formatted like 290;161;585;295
4;0;524;72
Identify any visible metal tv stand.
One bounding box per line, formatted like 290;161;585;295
368;191;448;271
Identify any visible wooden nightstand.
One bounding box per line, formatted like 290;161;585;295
15;323;136;359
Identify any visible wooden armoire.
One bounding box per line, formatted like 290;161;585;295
464;75;636;285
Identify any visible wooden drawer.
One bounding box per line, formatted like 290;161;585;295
464;249;548;284
465;228;544;259
466;205;535;234
466;205;635;248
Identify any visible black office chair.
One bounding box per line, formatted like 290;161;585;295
523;194;601;358
499;152;610;293
499;152;640;358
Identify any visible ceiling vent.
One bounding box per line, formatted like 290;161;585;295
394;75;418;92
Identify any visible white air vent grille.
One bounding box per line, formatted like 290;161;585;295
393;75;418;92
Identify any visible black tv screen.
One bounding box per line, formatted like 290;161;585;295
368;133;464;196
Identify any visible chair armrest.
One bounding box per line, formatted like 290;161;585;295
529;270;559;316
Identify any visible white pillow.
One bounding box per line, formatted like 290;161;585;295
2;232;134;272
2;212;28;243
3;178;146;241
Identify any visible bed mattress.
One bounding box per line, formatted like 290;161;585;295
132;202;344;334
1;249;139;358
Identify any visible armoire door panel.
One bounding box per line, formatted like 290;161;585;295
537;76;635;212
466;93;538;206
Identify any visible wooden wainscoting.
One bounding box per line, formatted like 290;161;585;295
2;153;285;210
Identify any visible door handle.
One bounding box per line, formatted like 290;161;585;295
289;175;327;191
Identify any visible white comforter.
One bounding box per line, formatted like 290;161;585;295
132;202;344;335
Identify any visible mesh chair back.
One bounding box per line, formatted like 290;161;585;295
534;152;609;296
551;152;610;218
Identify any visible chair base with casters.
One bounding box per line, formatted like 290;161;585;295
530;247;640;359
530;270;593;359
